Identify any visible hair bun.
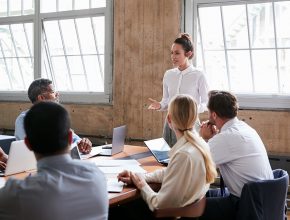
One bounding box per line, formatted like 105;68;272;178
180;33;192;42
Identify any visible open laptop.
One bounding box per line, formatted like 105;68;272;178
144;138;170;166
70;145;81;159
0;140;37;176
83;125;127;158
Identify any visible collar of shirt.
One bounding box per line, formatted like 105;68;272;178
168;135;187;158
175;65;195;76
220;117;239;132
37;154;72;170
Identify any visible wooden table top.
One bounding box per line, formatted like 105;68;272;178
2;145;164;207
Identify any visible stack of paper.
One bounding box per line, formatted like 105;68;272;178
95;159;146;174
107;178;124;193
94;159;147;193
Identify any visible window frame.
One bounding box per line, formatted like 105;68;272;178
184;0;290;110
0;0;113;104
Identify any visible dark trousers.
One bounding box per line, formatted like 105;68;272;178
198;188;240;220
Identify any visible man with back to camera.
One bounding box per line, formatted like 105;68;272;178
199;90;273;220
15;78;92;154
0;102;108;220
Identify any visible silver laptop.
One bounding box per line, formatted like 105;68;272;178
94;125;127;156
144;138;170;166
0;140;37;176
70;145;81;159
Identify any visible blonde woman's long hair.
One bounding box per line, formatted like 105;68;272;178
168;94;217;184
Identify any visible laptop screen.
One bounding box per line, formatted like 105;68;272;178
144;138;170;165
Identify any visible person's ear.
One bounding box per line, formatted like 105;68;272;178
24;137;33;151
185;51;193;58
167;114;174;130
37;94;46;101
68;129;73;145
212;112;217;120
167;114;171;124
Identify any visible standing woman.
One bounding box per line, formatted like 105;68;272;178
148;33;209;146
117;95;217;220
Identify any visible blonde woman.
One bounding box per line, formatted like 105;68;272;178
116;94;217;219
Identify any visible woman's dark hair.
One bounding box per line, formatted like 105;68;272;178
24;101;71;156
207;90;238;119
174;33;194;59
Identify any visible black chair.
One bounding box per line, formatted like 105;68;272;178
153;196;206;220
236;169;289;220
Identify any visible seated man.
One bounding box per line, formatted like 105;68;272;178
0;102;108;220
15;78;92;154
199;90;273;220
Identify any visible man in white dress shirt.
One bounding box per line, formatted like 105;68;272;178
199;90;273;220
0;102;108;220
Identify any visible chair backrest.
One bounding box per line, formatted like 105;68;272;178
153;196;206;219
236;169;289;220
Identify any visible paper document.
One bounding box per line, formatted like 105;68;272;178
107;178;124;192
99;165;147;174
94;159;140;167
80;147;103;160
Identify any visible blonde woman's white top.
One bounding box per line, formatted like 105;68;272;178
159;65;209;113
140;135;209;211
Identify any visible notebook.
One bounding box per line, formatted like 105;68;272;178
144;138;170;166
0;140;37;176
88;125;127;157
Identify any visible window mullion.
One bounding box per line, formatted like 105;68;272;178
8;25;26;88
73;19;89;90
7;0;9;16
90;17;104;82
56;0;59;12
72;0;75;10
57;20;74;90
245;4;256;92
272;2;281;93
220;6;231;90
21;0;24;15
34;0;41;79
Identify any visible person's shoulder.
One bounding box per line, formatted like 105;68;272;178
16;109;29;121
165;67;179;75
190;67;205;77
71;159;105;178
0;178;23;195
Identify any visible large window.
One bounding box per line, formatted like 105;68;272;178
186;0;290;109
0;0;112;103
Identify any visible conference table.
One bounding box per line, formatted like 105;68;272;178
3;145;164;207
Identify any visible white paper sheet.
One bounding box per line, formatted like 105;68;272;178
107;178;124;192
99;165;147;174
80;147;103;160
94;159;140;167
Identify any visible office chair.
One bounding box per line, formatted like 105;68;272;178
153;196;206;220
236;169;289;220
